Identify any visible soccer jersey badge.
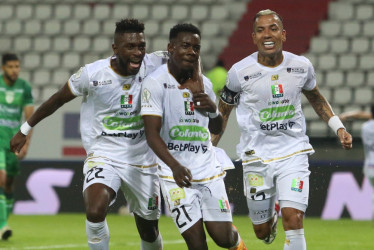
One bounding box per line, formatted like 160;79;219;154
5;91;14;104
147;196;159;210
184;101;194;115
271;84;284;98
218;199;230;213
291;178;304;192
121;94;133;108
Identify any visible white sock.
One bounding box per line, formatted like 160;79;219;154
141;232;163;250
86;219;110;250
284;229;306;250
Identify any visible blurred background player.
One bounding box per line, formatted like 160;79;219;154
0;53;34;240
10;19;167;249
141;23;246;250
206;59;228;97
212;9;352;250
340;104;374;219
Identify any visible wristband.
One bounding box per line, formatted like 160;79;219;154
208;109;220;119
20;122;32;136
328;115;345;135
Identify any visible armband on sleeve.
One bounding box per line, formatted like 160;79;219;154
220;86;240;105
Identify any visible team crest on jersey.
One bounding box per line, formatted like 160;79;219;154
271;75;279;81
291;178;304;192
121;94;133;108
218;199;230;213
271;84;284;98
248;174;263;186
122;84;131;90
183;92;190;98
5;91;14;104
184;101;194;115
169;188;185;206
147;196;159;210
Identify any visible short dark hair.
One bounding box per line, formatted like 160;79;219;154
115;18;145;34
169;23;201;41
253;9;284;30
2;53;19;65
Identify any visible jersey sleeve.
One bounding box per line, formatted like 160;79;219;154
302;60;317;91
141;76;164;117
23;81;33;106
220;67;241;105
145;51;169;74
67;66;90;96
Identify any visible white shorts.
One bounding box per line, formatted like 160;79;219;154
243;154;310;224
160;178;233;234
82;160;161;220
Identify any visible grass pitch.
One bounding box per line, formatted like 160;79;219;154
0;214;373;250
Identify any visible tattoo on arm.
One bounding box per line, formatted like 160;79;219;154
302;87;334;122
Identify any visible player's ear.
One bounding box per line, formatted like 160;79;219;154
112;43;117;55
167;42;174;54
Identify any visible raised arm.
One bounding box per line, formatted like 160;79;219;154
16;105;34;159
303;86;352;150
10;83;76;153
142;115;192;188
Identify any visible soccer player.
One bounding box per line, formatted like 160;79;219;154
10;19;167;250
141;23;246;250
340;104;374;219
211;9;353;250
0;53;34;240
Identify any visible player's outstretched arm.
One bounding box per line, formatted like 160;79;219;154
16;105;35;159
143;115;192;188
10;83;76;154
211;99;234;146
303;86;352;150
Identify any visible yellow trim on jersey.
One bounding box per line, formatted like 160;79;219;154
84;156;158;169
159;171;226;182
242;148;314;164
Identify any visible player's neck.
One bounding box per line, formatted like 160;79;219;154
2;75;15;87
168;62;192;84
257;52;283;68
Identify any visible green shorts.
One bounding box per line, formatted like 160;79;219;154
0;149;20;176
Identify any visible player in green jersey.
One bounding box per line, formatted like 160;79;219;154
0;53;34;240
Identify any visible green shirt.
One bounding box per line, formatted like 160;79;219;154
206;66;227;96
0;75;33;149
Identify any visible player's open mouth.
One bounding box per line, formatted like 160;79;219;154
264;41;275;48
129;61;141;69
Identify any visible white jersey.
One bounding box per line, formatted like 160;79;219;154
141;64;224;182
68;52;168;165
362;120;374;170
225;51;316;164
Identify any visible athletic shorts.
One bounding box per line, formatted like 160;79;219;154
0;149;20;176
243;154;310;224
82;160;161;220
160;178;233;234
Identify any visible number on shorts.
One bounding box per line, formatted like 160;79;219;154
172;205;192;228
85;167;104;183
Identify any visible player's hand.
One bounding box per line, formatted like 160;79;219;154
193;92;217;113
337;128;352;150
16;142;29;160
172;165;192;188
10;131;27;155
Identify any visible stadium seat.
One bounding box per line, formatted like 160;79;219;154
190;5;209;21
73;4;91;20
152;37;169;51
319;20;341;37
325;71;344;87
42;52;60;69
210;6;229;20
319;87;332;101
328;2;354;20
23;53;41;69
51;69;71;86
54;4;71;20
24;20;42;36
355;4;373;21
72;36;91;52
34;5;53;20
63;20;81;35
345;71;365;87
112;5;130;19
309;120;329;137
354;88;372;105
201;22;220;37
303;105;319;121
4;20;22;36
318;54;337;70
143;20;160;37
15;5;33;20
14;37;32;52
82;53;101;65
92;36;111;53
0;5;14;20
33;70;51;86
34;37;52;52
338;54;358;70
309;37;329;54
0;37;12;53
170;5;189;20
333;88;352;105
362;21;374;37
43;20;62;36
359;54;374;70
151;5;169;20
132;5;149;20
341;21;361;37
41;86;60;102
52;36;70;52
93;4;111;20
330;38;349;54
161;20;176;36
82;20;101;35
62;53;81;70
